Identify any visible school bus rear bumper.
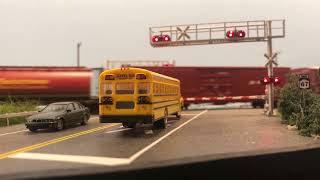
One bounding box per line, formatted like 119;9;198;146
99;115;153;124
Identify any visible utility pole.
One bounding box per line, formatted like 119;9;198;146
77;42;82;67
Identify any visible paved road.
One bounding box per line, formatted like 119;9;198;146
0;109;317;179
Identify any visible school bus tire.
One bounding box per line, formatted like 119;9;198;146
122;122;136;128
158;108;168;129
174;111;181;120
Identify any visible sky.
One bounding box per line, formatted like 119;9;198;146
0;0;319;68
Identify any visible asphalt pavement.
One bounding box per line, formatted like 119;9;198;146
0;109;318;179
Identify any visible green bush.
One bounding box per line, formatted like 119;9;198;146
0;98;40;127
278;73;320;136
278;74;302;123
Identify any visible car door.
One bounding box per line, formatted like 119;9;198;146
73;103;84;123
65;103;77;125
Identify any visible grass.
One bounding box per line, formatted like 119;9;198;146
0;117;26;127
0;100;40;127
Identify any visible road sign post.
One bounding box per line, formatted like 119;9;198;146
298;74;310;122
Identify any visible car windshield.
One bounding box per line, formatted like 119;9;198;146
41;104;67;112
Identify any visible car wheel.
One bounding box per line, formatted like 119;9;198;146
56;119;64;131
28;127;38;132
81;115;88;126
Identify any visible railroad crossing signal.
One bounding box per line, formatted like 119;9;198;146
149;19;286;117
262;76;281;85
177;26;190;40
299;74;310;89
149;20;285;47
264;53;278;66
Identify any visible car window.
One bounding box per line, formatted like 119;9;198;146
41;104;67;112
74;103;81;110
80;104;86;109
67;104;75;111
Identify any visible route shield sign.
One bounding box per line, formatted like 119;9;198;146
299;74;310;89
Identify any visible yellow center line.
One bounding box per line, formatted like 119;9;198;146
0;124;119;160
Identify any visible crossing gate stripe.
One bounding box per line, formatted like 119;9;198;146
183;95;265;101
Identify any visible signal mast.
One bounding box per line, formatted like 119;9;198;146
149;20;285;116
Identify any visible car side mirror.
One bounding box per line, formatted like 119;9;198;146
66;109;71;113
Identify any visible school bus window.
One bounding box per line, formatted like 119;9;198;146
116;83;134;94
153;83;157;94
162;85;164;95
156;84;159;94
104;83;112;95
156;83;160;94
138;83;150;94
164;85;167;95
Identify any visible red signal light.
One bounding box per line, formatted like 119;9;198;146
263;77;271;84
227;30;246;38
152;35;171;42
152;35;160;42
237;30;246;38
162;35;171;41
226;30;235;38
274;76;281;85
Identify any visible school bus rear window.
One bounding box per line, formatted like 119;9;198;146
116;83;134;94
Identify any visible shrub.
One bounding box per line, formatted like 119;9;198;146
278;73;320;136
278;74;303;123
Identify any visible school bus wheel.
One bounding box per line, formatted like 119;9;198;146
159;108;168;129
174;111;181;120
122;122;136;128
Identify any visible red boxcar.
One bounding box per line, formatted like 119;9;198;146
0;66;92;100
138;66;291;108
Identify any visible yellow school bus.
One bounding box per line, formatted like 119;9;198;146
99;67;182;128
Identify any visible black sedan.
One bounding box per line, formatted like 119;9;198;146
25;102;90;132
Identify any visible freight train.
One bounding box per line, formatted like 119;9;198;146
0;66;103;113
137;66;319;109
137;66;293;109
0;66;319;112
